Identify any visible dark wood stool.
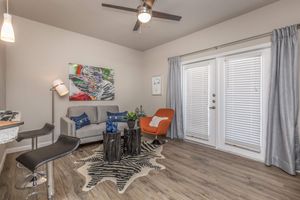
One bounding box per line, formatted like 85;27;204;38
103;131;121;163
123;127;141;155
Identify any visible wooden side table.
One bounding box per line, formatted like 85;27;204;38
103;131;121;163
123;127;141;155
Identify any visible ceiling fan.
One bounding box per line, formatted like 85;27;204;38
102;0;182;31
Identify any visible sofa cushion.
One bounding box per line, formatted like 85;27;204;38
76;123;105;138
76;122;128;139
97;105;119;123
67;106;98;124
118;122;128;131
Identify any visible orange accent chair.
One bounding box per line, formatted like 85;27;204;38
140;108;175;144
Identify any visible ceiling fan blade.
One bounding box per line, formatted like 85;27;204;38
133;20;141;31
102;3;137;13
152;11;182;21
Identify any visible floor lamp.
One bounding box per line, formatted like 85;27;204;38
48;79;69;199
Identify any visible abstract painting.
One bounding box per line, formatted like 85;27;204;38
69;63;115;101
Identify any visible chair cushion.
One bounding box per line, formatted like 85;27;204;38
76;124;105;138
107;111;128;122
149;116;168;127
97;105;119;123
70;113;91;130
67;106;98;124
143;125;158;133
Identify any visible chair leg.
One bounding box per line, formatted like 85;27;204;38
152;135;162;145
16;171;47;189
25;170;46;200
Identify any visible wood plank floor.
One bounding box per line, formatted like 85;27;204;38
1;140;300;200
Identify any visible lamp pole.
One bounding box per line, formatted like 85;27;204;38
47;88;55;200
47;79;68;200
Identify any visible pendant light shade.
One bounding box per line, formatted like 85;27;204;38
1;13;15;43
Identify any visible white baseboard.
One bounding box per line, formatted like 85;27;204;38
0;141;52;175
5;141;52;154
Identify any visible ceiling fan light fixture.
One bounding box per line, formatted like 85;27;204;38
137;5;152;23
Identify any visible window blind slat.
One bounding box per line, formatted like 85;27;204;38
224;54;262;152
185;64;209;141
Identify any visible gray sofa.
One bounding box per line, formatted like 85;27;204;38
60;105;128;144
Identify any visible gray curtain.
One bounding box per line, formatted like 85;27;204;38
166;56;184;139
265;25;300;175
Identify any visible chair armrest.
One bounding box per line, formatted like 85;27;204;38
139;117;152;128
157;120;172;135
60;117;76;137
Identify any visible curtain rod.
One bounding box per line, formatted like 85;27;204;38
180;24;300;58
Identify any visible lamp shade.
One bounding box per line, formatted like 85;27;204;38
52;79;69;97
1;13;15;43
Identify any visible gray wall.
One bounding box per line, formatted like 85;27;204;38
141;0;300;115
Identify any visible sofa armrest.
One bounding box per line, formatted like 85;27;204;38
157;120;172;135
60;117;76;137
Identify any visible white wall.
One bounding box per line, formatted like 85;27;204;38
0;0;6;172
0;0;5;110
5;16;144;149
142;0;300;114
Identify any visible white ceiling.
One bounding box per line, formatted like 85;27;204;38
6;0;277;51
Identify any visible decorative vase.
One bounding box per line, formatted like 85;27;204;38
127;120;135;129
106;120;118;133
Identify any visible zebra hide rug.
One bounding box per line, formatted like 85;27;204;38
76;141;165;194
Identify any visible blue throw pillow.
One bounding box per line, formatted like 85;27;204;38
70;112;91;130
107;111;128;122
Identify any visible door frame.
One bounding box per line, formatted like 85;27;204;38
181;43;271;162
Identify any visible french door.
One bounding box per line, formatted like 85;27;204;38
182;45;270;161
183;59;216;147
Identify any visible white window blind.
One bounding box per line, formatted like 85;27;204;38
224;52;262;152
185;63;209;140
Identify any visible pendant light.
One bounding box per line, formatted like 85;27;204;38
1;0;15;43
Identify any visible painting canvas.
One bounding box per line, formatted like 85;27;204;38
69;63;115;101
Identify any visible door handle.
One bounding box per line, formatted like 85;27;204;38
209;106;216;110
